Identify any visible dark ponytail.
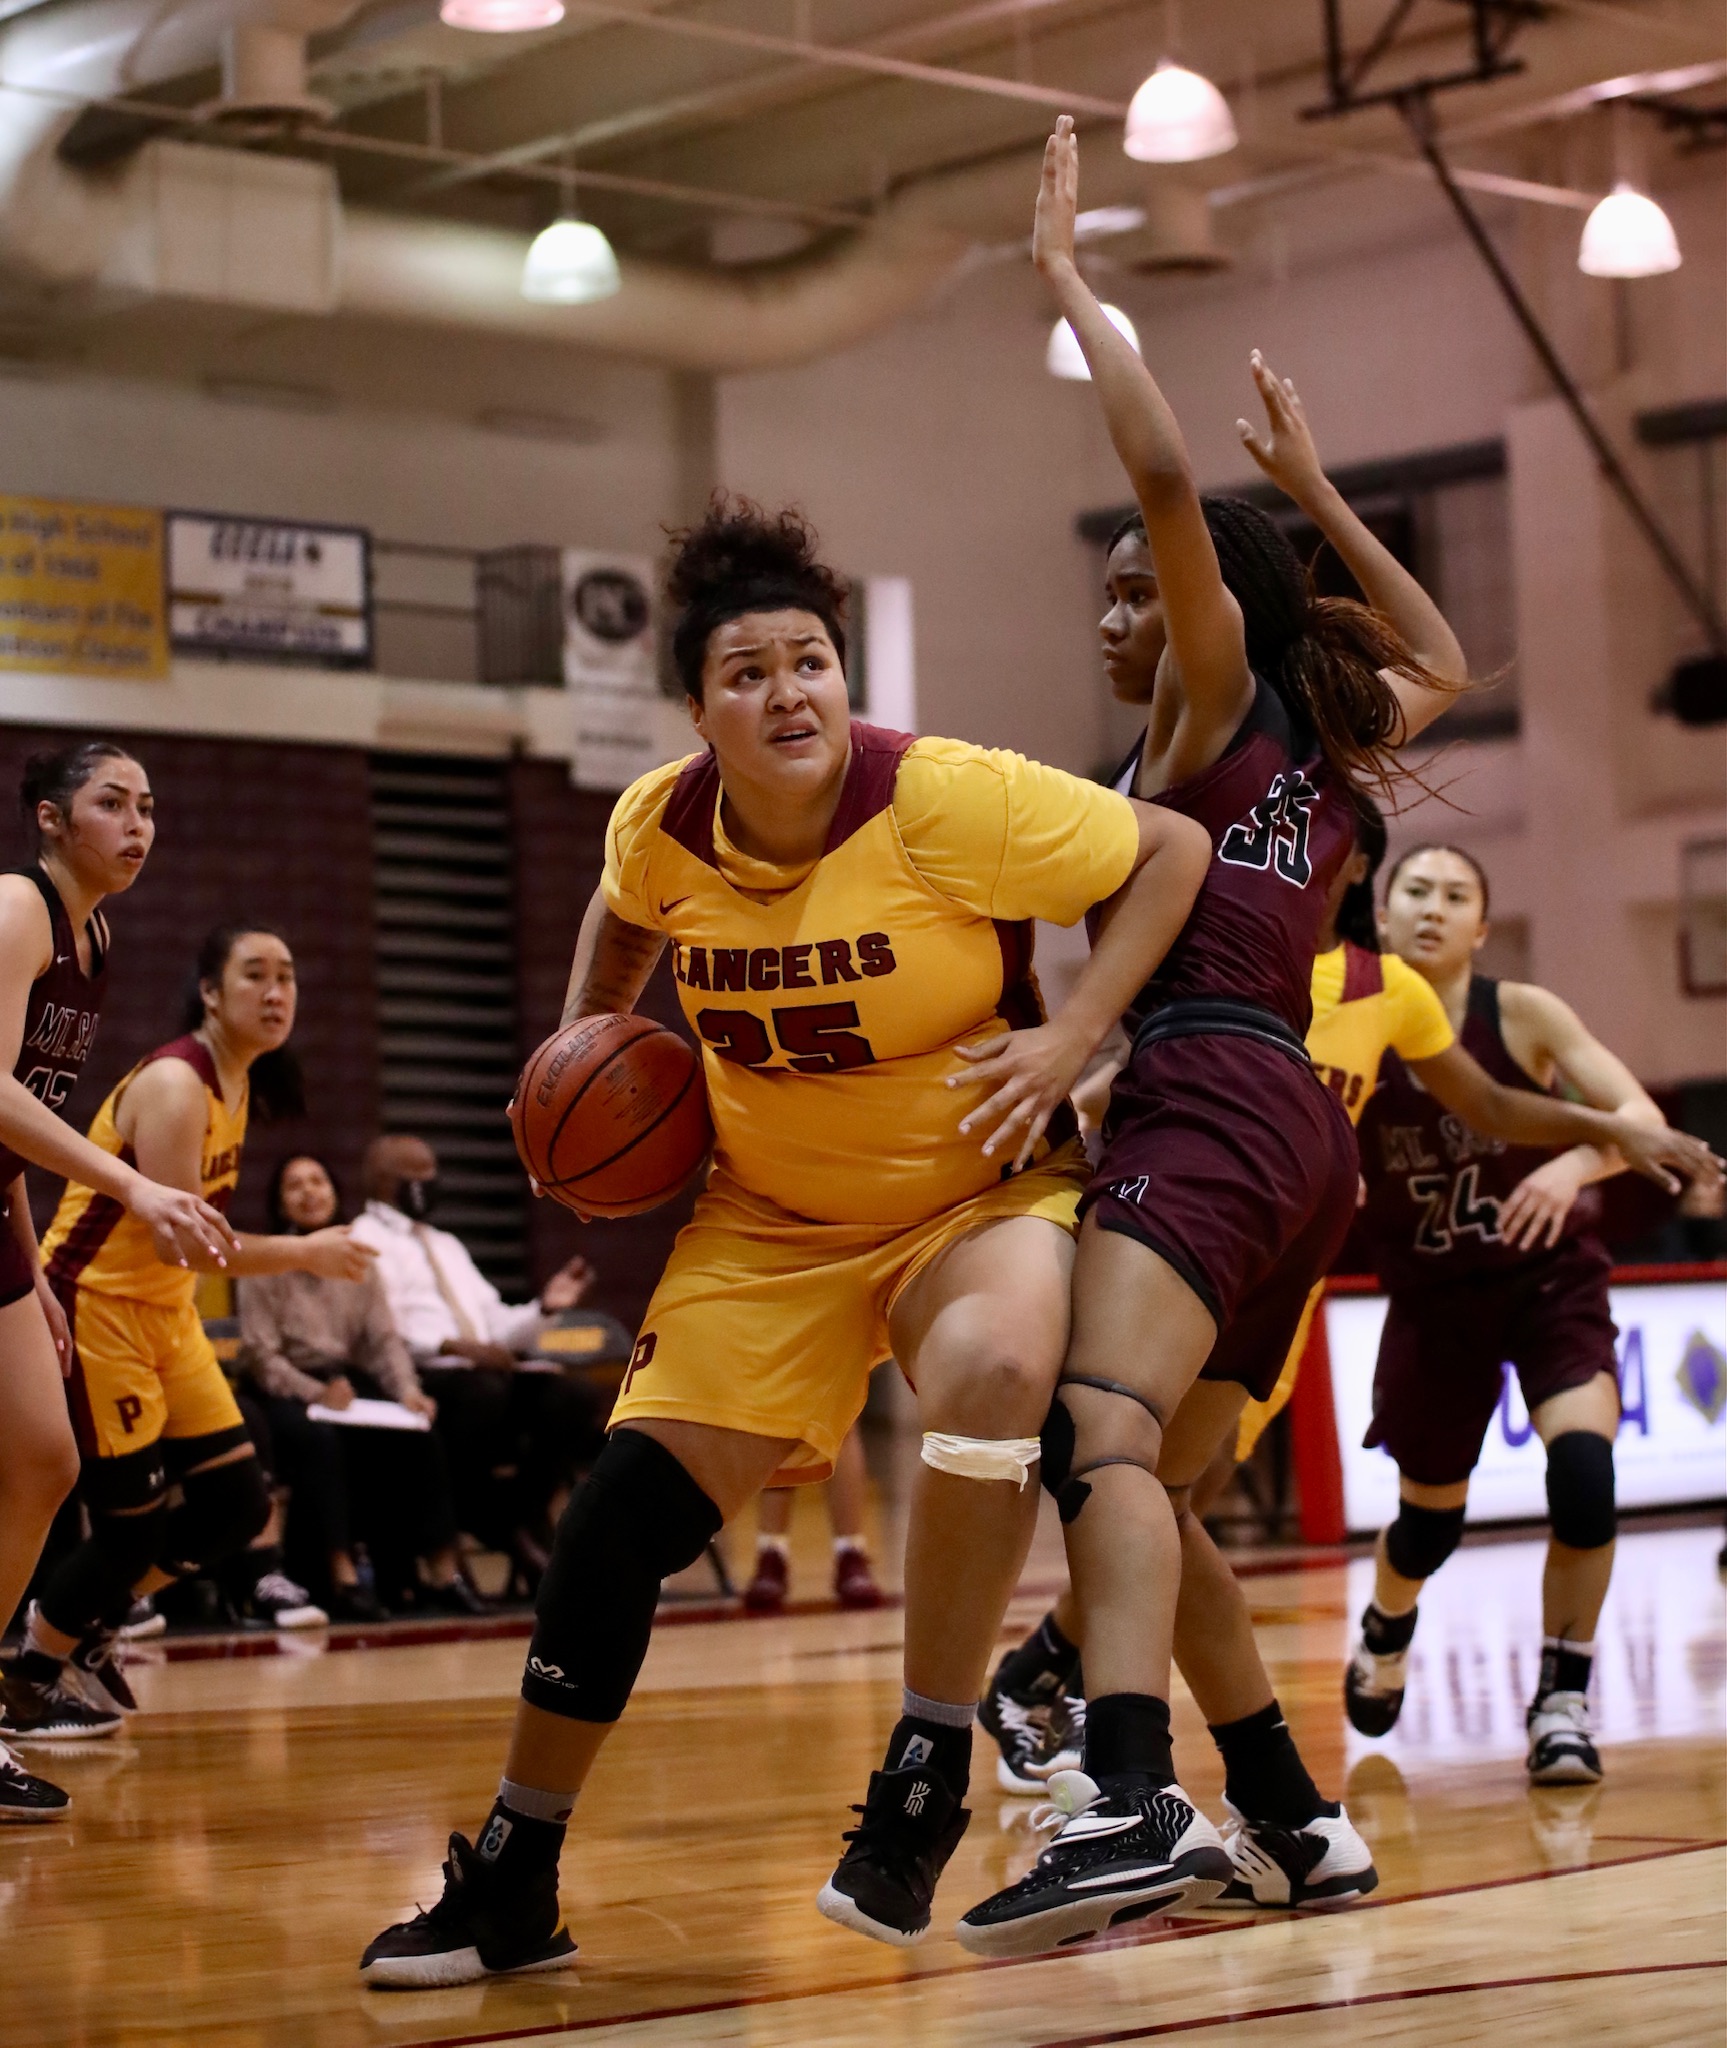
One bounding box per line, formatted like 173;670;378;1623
1333;796;1388;951
19;740;137;854
1110;499;1464;808
181;922;306;1124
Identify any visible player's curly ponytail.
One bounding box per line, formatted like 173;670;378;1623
666;494;850;700
1333;796;1388;951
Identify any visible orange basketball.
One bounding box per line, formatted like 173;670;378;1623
509;1013;712;1217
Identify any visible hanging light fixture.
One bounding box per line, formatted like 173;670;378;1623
1123;60;1237;163
522;217;621;302
1577;182;1681;278
1047;304;1140;381
440;0;563;31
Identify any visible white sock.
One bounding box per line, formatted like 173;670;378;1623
833;1536;868;1557
756;1535;790;1559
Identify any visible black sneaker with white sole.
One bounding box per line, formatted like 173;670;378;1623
816;1764;971;1946
955;1771;1231;1958
0;1666;123;1742
1216;1800;1378;1908
64;1619;139;1718
978;1677;1066;1795
1344;1637;1407;1739
1525;1692;1602;1785
360;1831;578;1989
0;1740;69;1823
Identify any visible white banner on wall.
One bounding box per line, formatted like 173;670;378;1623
168;513;370;663
1328;1280;1727;1534
561;549;661;790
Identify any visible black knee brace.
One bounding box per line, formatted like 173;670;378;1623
38;1444;169;1635
1545;1431;1616;1550
1038;1377;1164;1526
1384;1500;1466;1583
522;1428;722;1723
157;1450;271;1579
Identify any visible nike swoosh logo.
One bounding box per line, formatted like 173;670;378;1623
658;896;692;917
54;955;68;965
1057;1813;1139;1841
1071;1870;1183;1892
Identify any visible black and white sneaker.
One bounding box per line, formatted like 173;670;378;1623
978;1682;1065;1795
1526;1692;1602;1785
248;1572;328;1631
0;1666;123;1742
816;1764;971;1946
0;1740;69;1823
60;1614;139;1717
1217;1801;1378;1908
955;1771;1230;1958
1344;1636;1408;1738
360;1831;578;1989
118;1597;165;1642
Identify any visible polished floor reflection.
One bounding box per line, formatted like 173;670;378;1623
1;1517;1720;2047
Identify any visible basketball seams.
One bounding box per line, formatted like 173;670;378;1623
542;1018;662;1182
553;1051;703;1193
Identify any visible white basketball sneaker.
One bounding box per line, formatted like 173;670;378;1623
1217;1800;1378;1908
1525;1692;1602;1786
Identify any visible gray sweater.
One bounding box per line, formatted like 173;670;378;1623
238;1266;422;1406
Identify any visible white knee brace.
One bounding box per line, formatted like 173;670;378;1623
920;1432;1043;1489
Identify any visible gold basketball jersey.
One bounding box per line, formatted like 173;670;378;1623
602;725;1141;1226
44;1033;248;1306
1306;941;1455;1124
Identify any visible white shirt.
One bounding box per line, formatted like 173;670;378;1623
350;1201;546;1360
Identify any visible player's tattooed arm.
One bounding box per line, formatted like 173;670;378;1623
562;889;668;1026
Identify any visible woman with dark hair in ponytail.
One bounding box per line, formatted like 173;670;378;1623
959;122;1719;1956
0;741;236;1820
5;926;375;1745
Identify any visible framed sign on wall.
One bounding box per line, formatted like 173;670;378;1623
168;513;371;666
0;493;167;678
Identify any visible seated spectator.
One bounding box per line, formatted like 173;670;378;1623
351;1136;605;1593
239;1154;486;1621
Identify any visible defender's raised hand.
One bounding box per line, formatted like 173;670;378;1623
1032;115;1080;278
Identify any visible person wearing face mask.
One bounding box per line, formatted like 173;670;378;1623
237;1153;481;1621
349;1135;604;1591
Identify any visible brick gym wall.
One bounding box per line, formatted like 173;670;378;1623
0;727;380;1237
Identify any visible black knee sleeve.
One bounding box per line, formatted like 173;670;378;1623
39;1445;168;1635
522;1428;722;1723
157;1452;271;1579
1384;1500;1466;1583
1039;1394;1076;1498
1545;1432;1616;1550
1039;1378;1163;1526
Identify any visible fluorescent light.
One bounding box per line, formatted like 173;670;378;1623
1577;182;1681;277
1047;304;1139;381
1124;60;1237;164
521;217;621;303
440;0;563;30
1074;205;1147;241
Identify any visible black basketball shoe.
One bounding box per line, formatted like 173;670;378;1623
0;1665;123;1742
955;1770;1230;1959
0;1741;69;1823
360;1831;578;1989
978;1671;1067;1795
816;1764;971;1946
65;1622;140;1718
1344;1635;1407;1739
1216;1801;1379;1908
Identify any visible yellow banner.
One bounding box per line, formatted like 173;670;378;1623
0;495;167;679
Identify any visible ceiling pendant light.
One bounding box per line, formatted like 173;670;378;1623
1577;181;1681;278
1123;59;1237;163
522;201;621;303
440;0;564;32
1047;304;1140;381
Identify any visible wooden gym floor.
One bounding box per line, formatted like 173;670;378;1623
2;1486;1722;2048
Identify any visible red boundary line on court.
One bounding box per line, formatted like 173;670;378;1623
388;1837;1727;2048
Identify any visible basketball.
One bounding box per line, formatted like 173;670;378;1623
509;1013;711;1217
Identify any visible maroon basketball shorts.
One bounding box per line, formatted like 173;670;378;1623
1082;1033;1359;1401
0;1198;36;1309
1365;1237;1619;1486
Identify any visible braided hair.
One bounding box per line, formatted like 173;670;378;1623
1110;498;1459;809
1333;796;1388;951
667;495;849;701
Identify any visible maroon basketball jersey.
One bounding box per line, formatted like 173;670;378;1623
0;867;109;1189
1106;678;1357;1038
1357;973;1601;1291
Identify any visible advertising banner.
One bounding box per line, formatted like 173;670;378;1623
168;513;370;664
0;494;167;678
561;549;661;791
1327;1279;1727;1533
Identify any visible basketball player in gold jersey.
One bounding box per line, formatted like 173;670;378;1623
3;924;374;1740
360;498;1211;1985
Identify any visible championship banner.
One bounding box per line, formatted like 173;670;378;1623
168;513;371;665
1326;1277;1727;1533
562;549;661;791
0;494;167;678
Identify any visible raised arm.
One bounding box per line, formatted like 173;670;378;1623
1034;118;1253;746
1237;351;1465;741
561;887;668;1027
